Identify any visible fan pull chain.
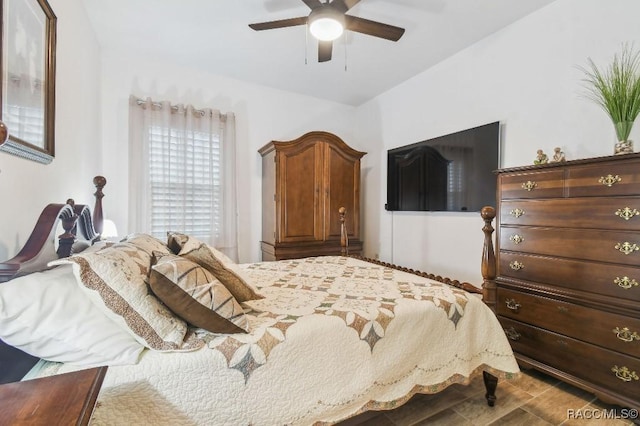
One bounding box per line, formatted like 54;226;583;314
344;34;348;72
304;24;308;65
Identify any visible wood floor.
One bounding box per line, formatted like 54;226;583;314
338;369;638;425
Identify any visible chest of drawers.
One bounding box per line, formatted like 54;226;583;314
493;153;640;410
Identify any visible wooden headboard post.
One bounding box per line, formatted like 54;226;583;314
480;206;497;313
92;175;106;239
339;207;349;256
56;199;79;258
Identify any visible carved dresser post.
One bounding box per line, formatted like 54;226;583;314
93;176;106;237
339;207;348;256
481;206;497;313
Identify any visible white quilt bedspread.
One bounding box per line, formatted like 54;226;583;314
53;256;519;425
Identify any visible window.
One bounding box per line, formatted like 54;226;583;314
128;96;238;259
148;126;221;241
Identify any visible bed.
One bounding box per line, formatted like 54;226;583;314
0;176;519;425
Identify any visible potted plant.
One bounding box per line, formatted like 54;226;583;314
580;44;640;154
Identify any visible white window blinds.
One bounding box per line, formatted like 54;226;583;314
147;126;221;241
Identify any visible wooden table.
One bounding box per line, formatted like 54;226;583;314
0;366;107;425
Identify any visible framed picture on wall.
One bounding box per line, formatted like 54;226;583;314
0;0;56;164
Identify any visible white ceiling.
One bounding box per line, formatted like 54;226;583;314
82;0;556;106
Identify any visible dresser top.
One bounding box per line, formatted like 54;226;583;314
497;152;640;174
0;366;107;425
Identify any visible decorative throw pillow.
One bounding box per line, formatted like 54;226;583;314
121;233;173;257
149;253;249;333
0;264;144;366
79;240;114;254
167;232;263;303
50;242;203;352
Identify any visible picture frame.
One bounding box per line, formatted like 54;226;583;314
0;0;56;164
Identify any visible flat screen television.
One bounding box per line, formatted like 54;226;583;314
386;121;500;212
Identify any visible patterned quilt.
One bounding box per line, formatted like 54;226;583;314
52;256;519;425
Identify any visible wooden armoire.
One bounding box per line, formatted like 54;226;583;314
259;131;366;261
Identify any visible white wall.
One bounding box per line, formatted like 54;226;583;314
4;0;639;283
98;52;357;263
355;0;640;285
0;0;101;260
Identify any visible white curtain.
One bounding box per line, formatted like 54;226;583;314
128;95;239;261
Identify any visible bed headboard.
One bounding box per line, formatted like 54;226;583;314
0;177;105;283
0;176;106;383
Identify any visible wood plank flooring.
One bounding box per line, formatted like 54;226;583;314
337;369;638;425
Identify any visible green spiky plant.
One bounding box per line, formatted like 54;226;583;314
580;44;640;147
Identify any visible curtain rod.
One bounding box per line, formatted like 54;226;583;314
134;97;228;120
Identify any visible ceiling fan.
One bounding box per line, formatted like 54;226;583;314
249;0;405;63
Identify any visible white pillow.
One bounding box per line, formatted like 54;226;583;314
0;264;144;367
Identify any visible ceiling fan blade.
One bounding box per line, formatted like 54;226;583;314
332;0;361;13
318;40;333;62
301;0;323;10
344;15;405;41
249;16;308;31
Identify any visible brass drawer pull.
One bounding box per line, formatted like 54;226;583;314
521;181;537;191
615;242;640;255
509;261;524;271
599;174;622;187
615;207;640;221
614;276;639;289
611;365;639;382
510;208;525;218
509;234;524;244
613;327;640;343
556;339;568;346
504;327;521;341
505;299;521;311
556;306;569;313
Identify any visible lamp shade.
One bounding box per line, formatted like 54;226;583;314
102;219;118;239
308;8;344;41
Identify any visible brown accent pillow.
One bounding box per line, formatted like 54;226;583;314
150;253;249;334
167;233;263;303
167;231;189;255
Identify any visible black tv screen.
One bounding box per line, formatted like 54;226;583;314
386;122;500;212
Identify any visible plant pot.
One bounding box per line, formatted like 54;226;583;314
614;121;635;154
614;139;634;155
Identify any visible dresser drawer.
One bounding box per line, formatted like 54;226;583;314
500;226;640;266
497;288;640;357
499;317;640;401
500;198;640;230
498;252;640;302
499;170;564;199
567;160;640;197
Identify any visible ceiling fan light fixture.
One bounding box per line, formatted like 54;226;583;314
308;9;344;41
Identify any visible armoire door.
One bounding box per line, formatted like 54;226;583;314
323;142;361;241
277;141;324;243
